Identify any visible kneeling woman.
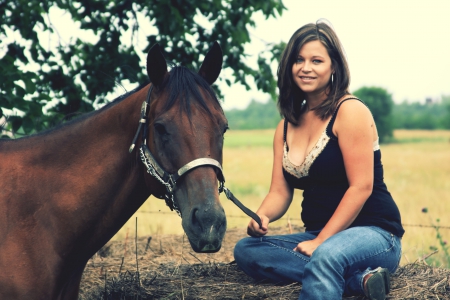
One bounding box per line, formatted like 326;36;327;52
234;21;404;300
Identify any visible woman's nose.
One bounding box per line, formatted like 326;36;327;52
302;61;312;72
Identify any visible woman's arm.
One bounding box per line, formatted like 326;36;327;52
294;100;376;255
247;120;294;237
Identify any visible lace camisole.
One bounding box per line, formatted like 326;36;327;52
282;98;404;237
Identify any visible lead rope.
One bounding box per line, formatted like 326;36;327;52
222;187;262;228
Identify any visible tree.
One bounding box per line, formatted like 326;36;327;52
353;86;394;143
0;0;285;137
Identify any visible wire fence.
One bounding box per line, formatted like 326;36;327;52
138;210;450;230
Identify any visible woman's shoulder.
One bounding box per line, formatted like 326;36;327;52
276;118;285;128
334;95;373;129
274;119;286;142
336;95;371;115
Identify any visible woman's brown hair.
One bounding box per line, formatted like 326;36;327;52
277;21;351;124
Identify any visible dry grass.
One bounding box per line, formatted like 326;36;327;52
382;130;450;267
80;226;450;299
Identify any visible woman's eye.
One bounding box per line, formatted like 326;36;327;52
313;59;322;64
295;58;304;63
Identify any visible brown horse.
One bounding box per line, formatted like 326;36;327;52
0;42;228;299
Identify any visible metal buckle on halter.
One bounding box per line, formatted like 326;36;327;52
141;101;148;115
218;180;224;194
166;175;175;194
164;193;181;215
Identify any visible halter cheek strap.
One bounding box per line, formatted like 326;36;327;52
129;86;153;153
129;85;262;228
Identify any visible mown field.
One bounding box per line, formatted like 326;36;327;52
114;129;450;268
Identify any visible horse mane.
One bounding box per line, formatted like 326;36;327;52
157;65;223;119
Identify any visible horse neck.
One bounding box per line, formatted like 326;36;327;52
28;86;151;259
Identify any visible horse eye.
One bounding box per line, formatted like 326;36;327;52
223;126;229;135
154;123;168;136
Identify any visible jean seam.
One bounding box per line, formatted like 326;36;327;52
264;241;310;263
357;236;399;293
262;236;304;243
395;237;402;269
357;239;395;266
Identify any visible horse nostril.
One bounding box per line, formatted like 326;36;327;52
190;208;201;230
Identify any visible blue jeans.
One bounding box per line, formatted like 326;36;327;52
234;226;402;299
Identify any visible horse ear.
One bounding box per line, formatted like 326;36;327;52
198;41;223;85
147;44;168;87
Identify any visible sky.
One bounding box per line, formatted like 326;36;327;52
220;0;450;110
3;0;449;111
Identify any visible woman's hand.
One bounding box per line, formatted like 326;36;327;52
247;215;270;237
293;238;323;257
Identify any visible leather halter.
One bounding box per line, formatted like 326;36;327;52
129;85;262;228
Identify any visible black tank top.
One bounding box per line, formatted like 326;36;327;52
282;98;404;237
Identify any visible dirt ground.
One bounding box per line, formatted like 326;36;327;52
79;225;450;299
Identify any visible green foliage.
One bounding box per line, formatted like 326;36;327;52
353;86;394;143
392;98;450;130
443;95;450;129
0;0;285;136
225;99;280;130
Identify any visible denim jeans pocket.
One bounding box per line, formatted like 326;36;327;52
368;226;402;271
368;226;395;245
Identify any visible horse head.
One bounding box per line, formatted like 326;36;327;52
142;42;227;253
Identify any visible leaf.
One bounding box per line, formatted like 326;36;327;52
23;77;36;94
14;84;26;99
22;116;35;134
9;116;23;133
28;101;43;116
0;94;14;109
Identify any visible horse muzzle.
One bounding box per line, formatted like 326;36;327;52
182;203;227;253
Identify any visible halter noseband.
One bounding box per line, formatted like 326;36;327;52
129;84;262;227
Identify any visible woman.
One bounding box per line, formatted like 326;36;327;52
233;21;404;300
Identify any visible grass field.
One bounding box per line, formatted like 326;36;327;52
114;129;450;268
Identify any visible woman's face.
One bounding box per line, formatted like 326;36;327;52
291;40;333;99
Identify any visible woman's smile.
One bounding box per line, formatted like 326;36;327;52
291;40;333;98
299;76;317;82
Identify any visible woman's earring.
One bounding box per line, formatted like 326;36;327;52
331;74;334;85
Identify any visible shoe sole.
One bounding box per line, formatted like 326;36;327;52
366;267;391;300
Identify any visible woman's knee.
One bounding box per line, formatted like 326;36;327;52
309;243;344;271
234;237;258;264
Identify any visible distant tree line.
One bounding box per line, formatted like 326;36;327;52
225;100;281;130
392;97;450;130
225;87;450;143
